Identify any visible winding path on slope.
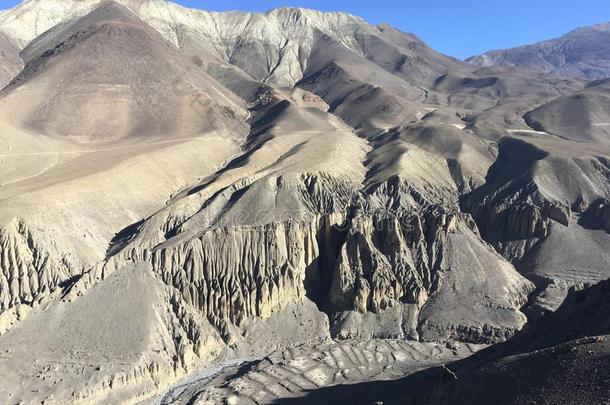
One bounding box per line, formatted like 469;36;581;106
0;134;232;192
0;134;225;158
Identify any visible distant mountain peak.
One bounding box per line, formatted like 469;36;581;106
467;20;610;80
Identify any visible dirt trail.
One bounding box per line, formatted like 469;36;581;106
0;134;224;158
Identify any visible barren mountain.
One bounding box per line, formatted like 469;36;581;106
467;21;610;80
2;1;247;142
0;0;608;404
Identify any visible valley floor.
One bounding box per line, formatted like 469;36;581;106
154;339;482;404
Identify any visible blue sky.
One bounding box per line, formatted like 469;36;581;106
1;0;609;59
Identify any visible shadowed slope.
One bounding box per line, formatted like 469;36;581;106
270;280;610;405
426;279;610;405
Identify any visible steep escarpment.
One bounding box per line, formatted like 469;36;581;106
463;138;557;261
152;217;328;326
68;82;532;348
99;169;532;347
325;200;532;343
101;171;357;333
0;218;83;316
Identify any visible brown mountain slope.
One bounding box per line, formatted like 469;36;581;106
0;31;21;89
524;78;610;144
0;1;247;144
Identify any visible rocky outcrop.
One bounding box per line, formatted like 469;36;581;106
0;218;82;313
468;197;571;262
87;170;356;345
462;137;610;317
327;209;454;314
462;137;592;263
151;218;327;325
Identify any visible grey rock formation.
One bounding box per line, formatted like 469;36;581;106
463;135;610;314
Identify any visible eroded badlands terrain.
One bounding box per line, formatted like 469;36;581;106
0;0;608;403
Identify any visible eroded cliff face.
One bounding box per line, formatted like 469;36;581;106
0;146;534;350
0;87;537;405
0;160;533;402
0;217;83;314
75;164;530;351
325;207;532;342
152;219;324;325
0;263;234;404
328;209;455;315
467;194;569;263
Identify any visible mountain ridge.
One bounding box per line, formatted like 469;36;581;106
467;19;610;80
0;0;608;403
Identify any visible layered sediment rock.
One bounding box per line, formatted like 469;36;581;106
2;2;608;404
328;210;453;314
